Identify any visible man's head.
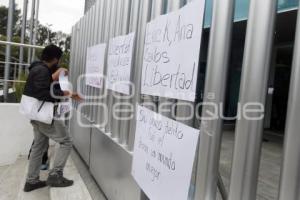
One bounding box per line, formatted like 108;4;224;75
41;44;63;68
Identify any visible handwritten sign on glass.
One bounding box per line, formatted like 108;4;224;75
132;105;199;200
106;32;135;95
141;0;205;102
85;43;107;88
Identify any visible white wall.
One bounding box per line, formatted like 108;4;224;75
0;104;34;166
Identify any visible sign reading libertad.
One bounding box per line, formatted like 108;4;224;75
141;0;205;102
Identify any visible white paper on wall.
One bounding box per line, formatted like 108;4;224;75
141;0;205;102
85;43;107;88
132;105;200;200
59;71;71;91
106;32;135;95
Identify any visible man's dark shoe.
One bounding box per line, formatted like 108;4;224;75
46;174;74;187
24;181;47;192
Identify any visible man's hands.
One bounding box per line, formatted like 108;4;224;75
53;68;83;101
52;68;68;81
63;91;83;101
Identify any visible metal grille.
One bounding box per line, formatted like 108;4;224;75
69;0;300;199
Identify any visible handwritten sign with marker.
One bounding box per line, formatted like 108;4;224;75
106;32;135;95
86;43;107;88
141;0;205;102
132;105;199;200
59;71;70;91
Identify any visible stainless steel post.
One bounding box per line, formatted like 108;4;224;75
104;0;118;135
27;0;36;64
94;0;106;128
175;0;196;127
89;7;95;122
92;0;104;125
128;0;153;150
120;0;140;146
3;0;15;102
278;2;300;199
83;14;89;117
111;0;124;139
69;26;75;105
74;22;81;109
97;0;111;131
156;0;180;119
81;17;87;115
18;0;28;78
228;1;277;200
85;10;93;118
32;0;39;61
115;0;132;145
140;0;165;113
194;0;234;200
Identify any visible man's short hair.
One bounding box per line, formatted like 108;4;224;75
41;44;63;62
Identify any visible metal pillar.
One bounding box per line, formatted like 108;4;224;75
104;0;118;135
91;0;103;125
18;0;28;78
278;2;300;199
157;0;180;119
194;0;234;200
93;0;105;127
111;0;125;139
3;0;15;102
117;0;132;145
140;0;165;113
32;0;40;61
228;0;277;200
120;0;141;147
97;0;111;131
175;0;196;127
27;0;36;64
87;7;94;122
128;0;153;151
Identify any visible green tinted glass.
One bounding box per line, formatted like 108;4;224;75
204;0;299;28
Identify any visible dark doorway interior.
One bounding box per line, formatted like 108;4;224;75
270;46;293;132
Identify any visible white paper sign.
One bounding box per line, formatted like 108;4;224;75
106;32;135;95
59;71;71;91
58;72;71;115
86;43;107;88
132;105;199;200
141;0;205;102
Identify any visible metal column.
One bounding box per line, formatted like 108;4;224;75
157;0;181;119
111;0;126;139
32;0;40;61
194;0;234;200
175;0;197;127
3;0;14;102
97;0;112;131
27;0;36;64
120;0;141;147
228;0;277;200
117;0;133;145
95;0;107;129
278;2;300;199
86;6;96;121
92;0;105;125
140;0;165;113
18;0;28;78
104;0;118;135
128;0;153;150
